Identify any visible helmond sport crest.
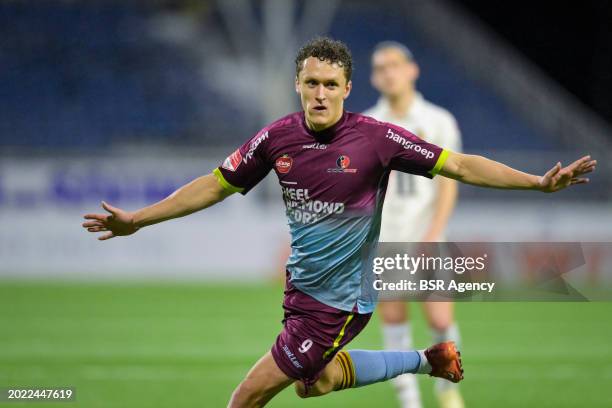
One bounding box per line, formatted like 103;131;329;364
327;155;357;173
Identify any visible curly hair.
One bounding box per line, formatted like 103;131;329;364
295;37;353;82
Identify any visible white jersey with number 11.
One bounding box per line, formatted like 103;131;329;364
364;92;462;241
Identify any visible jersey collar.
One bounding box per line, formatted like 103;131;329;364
300;110;349;143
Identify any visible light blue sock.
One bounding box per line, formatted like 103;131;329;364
346;349;429;387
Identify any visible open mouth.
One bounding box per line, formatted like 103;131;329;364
313;106;327;111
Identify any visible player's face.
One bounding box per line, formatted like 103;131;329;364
295;57;352;131
370;48;419;98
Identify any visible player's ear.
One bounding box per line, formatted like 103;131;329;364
409;62;420;82
343;80;352;100
295;76;300;94
370;72;380;92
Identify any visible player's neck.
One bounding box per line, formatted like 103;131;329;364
387;88;416;118
305;110;344;132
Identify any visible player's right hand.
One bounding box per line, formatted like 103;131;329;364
82;201;139;241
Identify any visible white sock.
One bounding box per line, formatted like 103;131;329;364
417;349;432;374
433;323;461;346
382;322;412;350
382;323;422;408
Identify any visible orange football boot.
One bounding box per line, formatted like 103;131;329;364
424;341;464;383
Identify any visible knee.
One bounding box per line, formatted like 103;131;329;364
430;318;453;333
294;379;333;399
294;382;309;399
379;302;407;324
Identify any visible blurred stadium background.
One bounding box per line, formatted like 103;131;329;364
1;1;611;407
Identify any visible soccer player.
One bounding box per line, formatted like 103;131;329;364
364;42;463;408
82;38;596;408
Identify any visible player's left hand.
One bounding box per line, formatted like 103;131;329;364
538;155;596;193
82;201;139;240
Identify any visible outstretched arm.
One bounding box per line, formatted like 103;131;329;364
438;152;596;193
82;173;232;240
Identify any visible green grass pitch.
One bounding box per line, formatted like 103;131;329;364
1;281;611;407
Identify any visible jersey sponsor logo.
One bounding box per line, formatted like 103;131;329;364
302;142;328;150
327;155;357;173
221;149;242;172
386;128;435;160
243;131;269;164
282;187;345;224
275;154;293;174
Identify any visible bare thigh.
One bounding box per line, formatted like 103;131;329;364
228;351;294;408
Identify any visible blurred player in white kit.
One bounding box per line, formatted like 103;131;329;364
364;42;464;408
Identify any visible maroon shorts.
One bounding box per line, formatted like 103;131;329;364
270;276;371;386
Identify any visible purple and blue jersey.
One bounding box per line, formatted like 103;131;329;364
214;111;448;313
